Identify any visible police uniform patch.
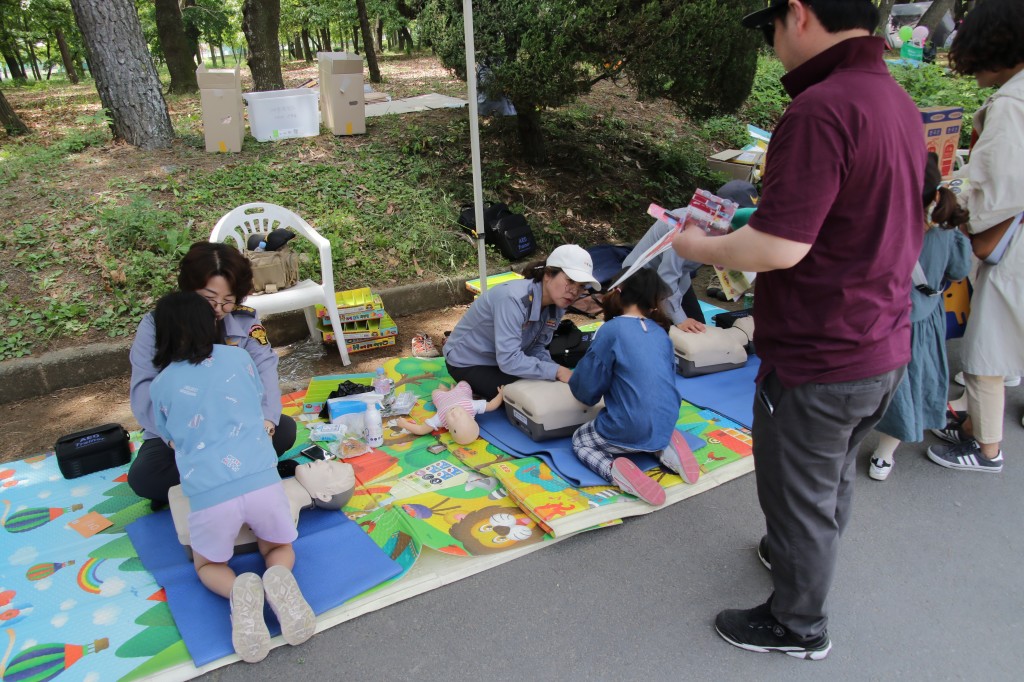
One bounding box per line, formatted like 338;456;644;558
233;305;257;315
249;324;269;345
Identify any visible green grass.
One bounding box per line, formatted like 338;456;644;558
0;51;991;360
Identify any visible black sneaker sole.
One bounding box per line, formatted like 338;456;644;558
715;624;831;660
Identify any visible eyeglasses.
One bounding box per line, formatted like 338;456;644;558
202;296;236;311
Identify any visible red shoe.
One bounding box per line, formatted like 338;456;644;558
610;457;665;506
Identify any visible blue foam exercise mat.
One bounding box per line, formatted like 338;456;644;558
674;355;759;428
127;507;402;667
477;410;659;487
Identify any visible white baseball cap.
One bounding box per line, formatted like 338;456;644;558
546;244;601;291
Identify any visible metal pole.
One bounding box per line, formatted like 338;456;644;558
462;0;488;293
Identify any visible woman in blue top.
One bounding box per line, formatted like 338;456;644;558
569;268;683;505
150;292;315;664
443;244;600;399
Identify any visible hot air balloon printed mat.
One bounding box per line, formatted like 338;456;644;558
0;356;755;681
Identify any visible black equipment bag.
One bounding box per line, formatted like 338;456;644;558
547;319;593;368
457;202;536;261
55;423;131;479
490;212;536;261
712;308;753;329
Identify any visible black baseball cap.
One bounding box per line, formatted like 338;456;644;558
742;0;789;28
265;228;296;251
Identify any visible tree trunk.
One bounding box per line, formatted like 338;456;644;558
182;0;201;66
242;0;284;91
400;26;413;55
25;40;42;80
376;18;384;53
301;27;313;62
154;0;198;94
353;26;359;54
54;27;79;84
876;0;898;38
356;0;379;82
210;43;218;66
68;0;173;149
918;0;954;41
512;102;546;165
0;87;29;134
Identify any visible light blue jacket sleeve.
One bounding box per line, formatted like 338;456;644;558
129;313;162;441
623;215;702;325
493;294;559;381
227;309;282;425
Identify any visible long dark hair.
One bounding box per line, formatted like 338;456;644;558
152;292;219;370
602;268;672;331
178;242;253;301
949;0;1024;75
923;152;969;230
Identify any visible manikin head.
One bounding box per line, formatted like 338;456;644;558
445;405;480;445
294;459;356;510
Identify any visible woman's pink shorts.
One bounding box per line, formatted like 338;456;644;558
188;483;297;563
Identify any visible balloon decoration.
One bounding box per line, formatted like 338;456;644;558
899;25;913;42
912;25;930;45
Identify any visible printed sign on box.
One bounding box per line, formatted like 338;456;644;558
920;106;963;179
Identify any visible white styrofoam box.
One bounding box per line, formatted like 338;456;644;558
242;88;320;142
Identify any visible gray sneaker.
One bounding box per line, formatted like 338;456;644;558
263;565;316;646
230;572;271;663
927;441;1003;473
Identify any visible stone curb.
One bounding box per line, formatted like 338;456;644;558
0;275;481;405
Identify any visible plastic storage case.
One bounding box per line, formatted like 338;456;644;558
502;380;603;441
243;89;320;141
55;423;131;479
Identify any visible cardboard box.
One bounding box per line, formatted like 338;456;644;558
317;52;365;136
707;149;762;183
920;106;963;179
196;65;244;153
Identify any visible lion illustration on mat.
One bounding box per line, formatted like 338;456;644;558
449;505;546;555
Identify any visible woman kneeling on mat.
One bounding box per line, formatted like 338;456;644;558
568;268;683;506
443;244;600;399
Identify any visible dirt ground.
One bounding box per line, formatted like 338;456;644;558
0;267;742;463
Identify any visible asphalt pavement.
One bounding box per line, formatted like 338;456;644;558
201;340;1024;682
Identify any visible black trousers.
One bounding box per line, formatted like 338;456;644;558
445;360;518;400
126;413;297;503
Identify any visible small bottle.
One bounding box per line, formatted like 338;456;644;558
372;367;393;396
364;403;384;448
254;240;266;252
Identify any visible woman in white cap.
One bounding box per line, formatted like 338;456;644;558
443;244;601;399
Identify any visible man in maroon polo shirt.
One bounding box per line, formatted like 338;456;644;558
673;0;925;660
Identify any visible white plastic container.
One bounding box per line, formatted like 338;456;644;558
364;403;384;448
242;88;320;141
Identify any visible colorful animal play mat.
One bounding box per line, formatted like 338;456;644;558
0;356;755;681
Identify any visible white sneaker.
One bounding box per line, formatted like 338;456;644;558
954;372;1020;388
263;565;316;646
868;457;893;481
230;572;271;663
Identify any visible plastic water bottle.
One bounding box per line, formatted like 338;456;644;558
254;240;266;252
364;403;384;448
372;367;393;396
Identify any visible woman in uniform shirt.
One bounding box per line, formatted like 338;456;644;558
127;241;297;505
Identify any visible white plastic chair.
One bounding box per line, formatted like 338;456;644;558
210;202;350;365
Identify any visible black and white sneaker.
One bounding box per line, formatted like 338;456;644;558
930;424;972;445
757;536;771;571
715;600;831;660
927;441;1003;473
